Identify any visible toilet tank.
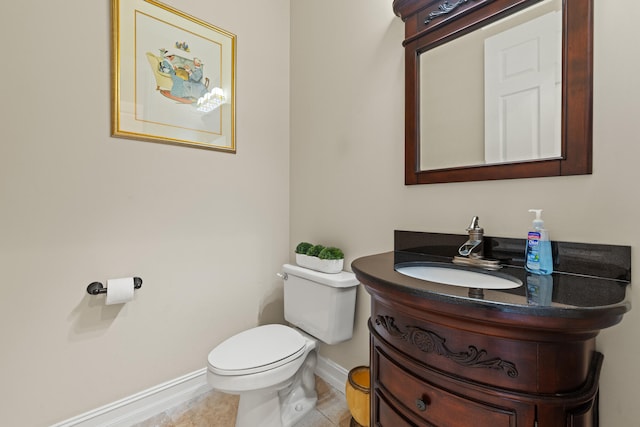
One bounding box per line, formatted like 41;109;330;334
282;264;359;345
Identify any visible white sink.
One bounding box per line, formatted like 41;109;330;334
395;263;522;289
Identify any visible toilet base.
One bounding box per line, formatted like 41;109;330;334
233;349;318;427
279;350;318;427
236;389;282;427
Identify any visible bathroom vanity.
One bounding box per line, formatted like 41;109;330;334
352;231;631;426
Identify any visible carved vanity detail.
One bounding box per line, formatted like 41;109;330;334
352;231;631;426
375;315;519;378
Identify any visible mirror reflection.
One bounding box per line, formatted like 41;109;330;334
419;0;562;171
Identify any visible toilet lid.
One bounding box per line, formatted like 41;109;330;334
208;324;306;375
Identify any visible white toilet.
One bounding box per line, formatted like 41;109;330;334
207;264;359;427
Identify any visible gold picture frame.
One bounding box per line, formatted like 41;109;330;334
112;0;236;152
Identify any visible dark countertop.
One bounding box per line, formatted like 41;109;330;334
352;251;631;320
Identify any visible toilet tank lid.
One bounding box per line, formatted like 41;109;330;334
283;264;359;288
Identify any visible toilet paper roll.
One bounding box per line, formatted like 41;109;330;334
106;277;135;305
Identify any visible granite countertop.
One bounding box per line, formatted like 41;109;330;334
351;231;631;321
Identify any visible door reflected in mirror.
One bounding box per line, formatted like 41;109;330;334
420;0;562;171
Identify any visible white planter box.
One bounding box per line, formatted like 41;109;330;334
296;253;344;274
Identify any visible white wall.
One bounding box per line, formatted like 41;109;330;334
291;1;640;426
0;1;290;426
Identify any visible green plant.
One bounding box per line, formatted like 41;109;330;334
318;247;344;260
306;244;325;257
295;242;313;254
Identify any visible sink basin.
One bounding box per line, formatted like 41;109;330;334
395;263;522;289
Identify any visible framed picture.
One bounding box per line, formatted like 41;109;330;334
112;0;236;152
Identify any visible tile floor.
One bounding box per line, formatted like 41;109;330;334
133;376;354;427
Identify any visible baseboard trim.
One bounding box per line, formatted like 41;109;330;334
315;355;348;395
50;356;348;426
49;368;210;427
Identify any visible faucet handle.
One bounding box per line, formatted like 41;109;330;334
460;216;484;258
467;216;483;232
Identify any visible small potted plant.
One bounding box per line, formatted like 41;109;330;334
306;244;325;257
295;242;344;273
295;242;313;256
294;242;315;270
317;246;345;273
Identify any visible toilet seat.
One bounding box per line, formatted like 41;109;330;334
208;324;306;376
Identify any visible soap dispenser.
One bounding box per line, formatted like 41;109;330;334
525;209;553;275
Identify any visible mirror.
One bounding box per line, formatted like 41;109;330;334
394;0;593;184
420;0;562;170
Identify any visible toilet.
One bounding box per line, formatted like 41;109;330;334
207;264;359;427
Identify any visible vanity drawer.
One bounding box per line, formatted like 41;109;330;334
376;348;518;427
375;392;422;427
371;305;595;394
371;308;536;391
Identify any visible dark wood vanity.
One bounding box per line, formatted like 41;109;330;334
352;232;631;426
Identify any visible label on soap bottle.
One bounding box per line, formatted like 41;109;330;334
527;231;541;270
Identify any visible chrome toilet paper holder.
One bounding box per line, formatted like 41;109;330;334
86;277;143;295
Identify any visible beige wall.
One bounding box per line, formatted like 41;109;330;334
291;1;640;426
0;1;290;426
2;1;638;426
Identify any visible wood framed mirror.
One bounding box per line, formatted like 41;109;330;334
394;0;593;184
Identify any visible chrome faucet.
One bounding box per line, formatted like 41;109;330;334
453;216;501;270
458;216;484;258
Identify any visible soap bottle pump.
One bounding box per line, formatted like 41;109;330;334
525;209;553;275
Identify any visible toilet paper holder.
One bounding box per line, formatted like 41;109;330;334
86;277;143;295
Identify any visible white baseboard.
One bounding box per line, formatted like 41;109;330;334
50;356;348;427
49;368;210;427
315;355;348;395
